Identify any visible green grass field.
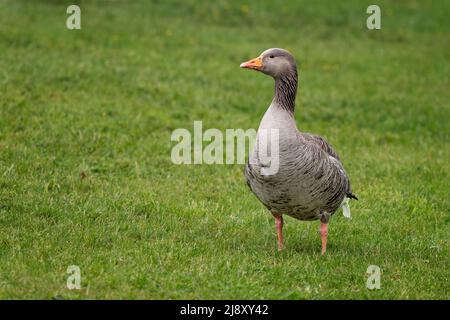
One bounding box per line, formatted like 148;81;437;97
0;0;448;299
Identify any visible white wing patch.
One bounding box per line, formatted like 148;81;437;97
341;197;351;219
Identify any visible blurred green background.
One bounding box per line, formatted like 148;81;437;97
0;0;448;299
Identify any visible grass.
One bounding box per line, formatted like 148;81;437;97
0;0;449;299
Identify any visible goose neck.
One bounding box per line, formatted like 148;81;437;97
273;70;298;115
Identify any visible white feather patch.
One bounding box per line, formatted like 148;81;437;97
341;197;351;219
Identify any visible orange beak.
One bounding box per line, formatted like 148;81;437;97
240;56;263;70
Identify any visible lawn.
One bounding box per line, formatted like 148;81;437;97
0;0;448;299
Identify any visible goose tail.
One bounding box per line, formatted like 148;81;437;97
347;192;358;200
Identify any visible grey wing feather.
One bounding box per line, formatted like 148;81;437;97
302;133;341;160
302;133;356;199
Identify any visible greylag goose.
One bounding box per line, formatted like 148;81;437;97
240;48;357;255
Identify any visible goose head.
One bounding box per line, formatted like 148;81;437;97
240;48;297;79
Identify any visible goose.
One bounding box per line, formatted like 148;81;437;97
240;48;357;255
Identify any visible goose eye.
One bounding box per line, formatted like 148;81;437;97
269;55;275;59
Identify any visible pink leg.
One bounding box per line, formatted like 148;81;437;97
320;222;328;255
275;215;284;251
